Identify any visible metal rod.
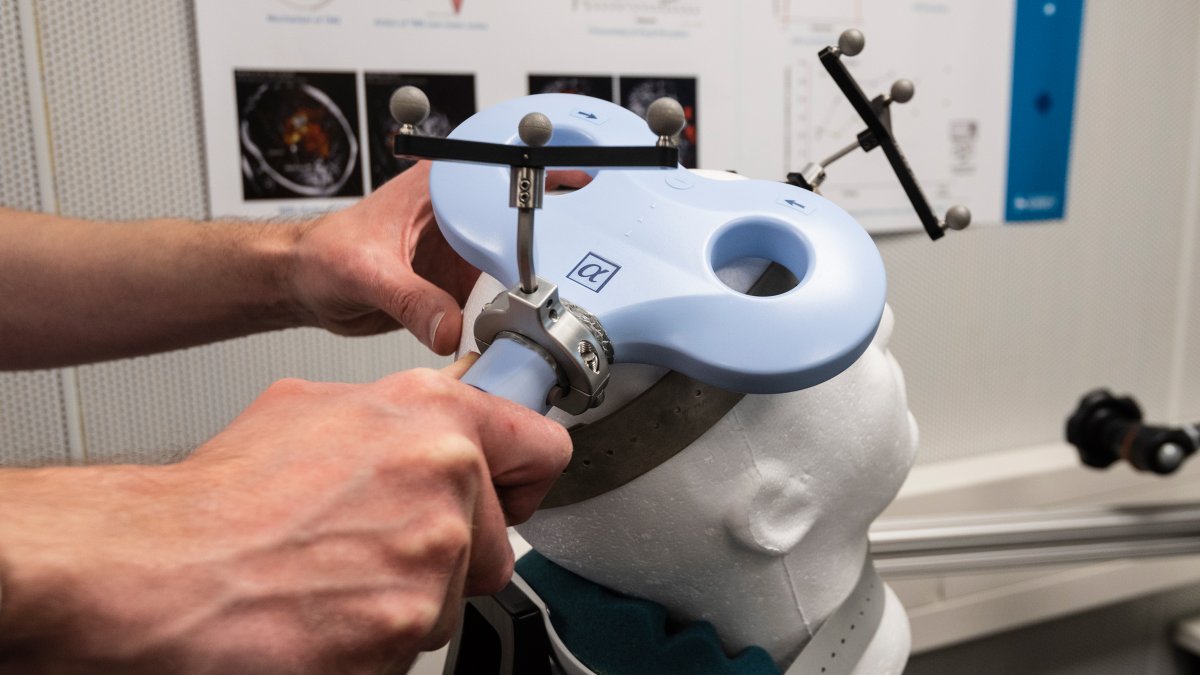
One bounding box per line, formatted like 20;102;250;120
875;538;1200;577
517;208;536;294
819;139;861;169
870;502;1200;577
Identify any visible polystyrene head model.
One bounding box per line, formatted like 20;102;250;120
460;264;918;672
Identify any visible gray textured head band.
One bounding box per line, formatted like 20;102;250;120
541;262;798;509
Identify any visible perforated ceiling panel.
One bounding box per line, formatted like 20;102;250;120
0;0;71;467
877;0;1200;464
32;0;445;465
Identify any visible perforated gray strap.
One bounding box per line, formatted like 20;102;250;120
541;262;796;510
541;370;745;509
784;560;886;675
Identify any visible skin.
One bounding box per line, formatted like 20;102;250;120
0;162;474;366
0;163;588;673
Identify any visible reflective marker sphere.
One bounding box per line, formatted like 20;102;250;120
647;97;687;137
389;86;430;126
518;112;554;147
838;29;865;57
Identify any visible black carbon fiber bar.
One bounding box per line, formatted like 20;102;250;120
393;135;678;169
818;46;944;240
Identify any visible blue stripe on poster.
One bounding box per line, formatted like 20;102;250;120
1005;0;1085;222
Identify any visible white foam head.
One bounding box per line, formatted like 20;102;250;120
458;170;918;669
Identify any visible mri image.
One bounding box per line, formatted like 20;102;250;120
620;76;698;168
365;72;476;190
528;75;615;102
235;70;364;200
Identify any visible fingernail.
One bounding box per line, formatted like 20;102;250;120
428;310;446;349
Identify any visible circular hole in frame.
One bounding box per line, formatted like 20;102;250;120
709;218;810;296
538;126;600;195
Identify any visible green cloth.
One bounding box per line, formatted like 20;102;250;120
516;551;780;675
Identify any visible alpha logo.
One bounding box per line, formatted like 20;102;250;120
567;252;621;293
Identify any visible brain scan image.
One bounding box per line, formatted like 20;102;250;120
529;75;615;102
620;76;698;168
365;73;476;190
235;71;363;200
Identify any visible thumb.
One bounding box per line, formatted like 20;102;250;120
378;273;463;355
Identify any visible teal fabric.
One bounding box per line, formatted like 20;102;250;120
516;551;780;675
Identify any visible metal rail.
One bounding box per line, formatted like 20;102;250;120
870;502;1200;576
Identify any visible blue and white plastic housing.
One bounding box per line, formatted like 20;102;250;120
431;94;886;396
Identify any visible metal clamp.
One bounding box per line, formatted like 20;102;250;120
474;278;612;415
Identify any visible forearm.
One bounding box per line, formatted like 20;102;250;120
0;464;173;665
0;208;308;369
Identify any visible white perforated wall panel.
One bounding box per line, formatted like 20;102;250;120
77;331;444;465
0;370;71;467
878;0;1200;463
32;0;445;464
0;0;40;212
34;0;206;221
0;0;71;467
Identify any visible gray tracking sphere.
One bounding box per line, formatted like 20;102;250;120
646;97;687;137
890;79;915;104
944;204;972;230
838;29;865;57
389;86;430;126
518;112;554;147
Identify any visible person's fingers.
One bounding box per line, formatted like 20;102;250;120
463;474;515;596
465;397;572;524
546;170;594;190
416;533;471;652
374;273;463;355
372;370;571;522
324;309;403;337
440;353;480;380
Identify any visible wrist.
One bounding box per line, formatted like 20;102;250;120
0;464;182;662
242;218;315;331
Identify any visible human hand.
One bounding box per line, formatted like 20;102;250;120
289;162;591;354
0;358;571;674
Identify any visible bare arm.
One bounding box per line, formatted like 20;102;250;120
0;357;572;673
0;163;592;371
0;209;303;368
0;161;483;370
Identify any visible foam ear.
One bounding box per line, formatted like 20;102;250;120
724;459;816;556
